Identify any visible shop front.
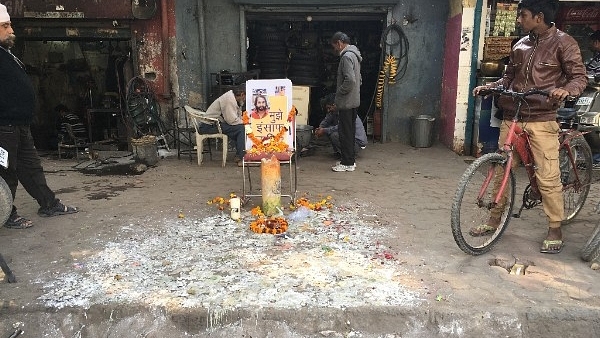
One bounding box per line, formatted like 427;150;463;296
198;0;448;145
4;0;171;151
445;0;600;156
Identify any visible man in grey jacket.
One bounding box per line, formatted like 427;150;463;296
330;31;362;172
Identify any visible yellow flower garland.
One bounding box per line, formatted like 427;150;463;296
249;216;289;234
242;106;297;155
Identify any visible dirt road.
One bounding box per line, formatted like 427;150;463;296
1;143;599;337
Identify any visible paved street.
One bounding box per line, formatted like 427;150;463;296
1;142;600;337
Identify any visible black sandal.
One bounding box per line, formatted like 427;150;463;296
38;200;78;217
3;214;34;229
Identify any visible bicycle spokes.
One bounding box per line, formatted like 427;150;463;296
560;136;592;223
451;153;515;255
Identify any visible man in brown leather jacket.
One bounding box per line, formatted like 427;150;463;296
472;0;587;254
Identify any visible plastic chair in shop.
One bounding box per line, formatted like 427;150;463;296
242;110;297;204
184;105;228;167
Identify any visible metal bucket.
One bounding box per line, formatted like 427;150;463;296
410;115;436;148
295;124;313;150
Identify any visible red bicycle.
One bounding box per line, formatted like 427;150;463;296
451;87;592;255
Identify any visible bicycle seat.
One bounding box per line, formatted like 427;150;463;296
557;108;577;119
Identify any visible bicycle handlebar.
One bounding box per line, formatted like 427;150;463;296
478;87;549;98
477;87;577;101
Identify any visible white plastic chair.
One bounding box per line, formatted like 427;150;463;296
184;105;228;167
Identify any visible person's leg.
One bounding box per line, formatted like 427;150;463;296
0;126;20;202
220;123;246;158
526;121;564;252
354;141;361;157
329;131;341;155
14;126;56;209
0;126;30;227
337;108;356;166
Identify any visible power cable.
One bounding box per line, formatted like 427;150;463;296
364;23;410;141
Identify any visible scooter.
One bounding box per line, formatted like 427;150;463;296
573;75;600;155
0;146;17;283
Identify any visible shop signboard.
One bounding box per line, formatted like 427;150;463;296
558;6;600;24
4;0;134;19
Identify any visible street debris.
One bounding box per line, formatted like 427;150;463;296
38;203;422;311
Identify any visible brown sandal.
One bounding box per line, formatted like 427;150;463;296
469;224;497;237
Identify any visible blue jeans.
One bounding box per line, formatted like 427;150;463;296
198;123;246;158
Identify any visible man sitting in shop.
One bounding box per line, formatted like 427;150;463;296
198;85;247;166
300;94;367;158
55;104;87;148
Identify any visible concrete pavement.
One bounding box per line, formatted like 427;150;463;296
1;142;600;337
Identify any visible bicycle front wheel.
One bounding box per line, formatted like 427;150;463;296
560;135;592;223
581;223;600;261
451;153;515;255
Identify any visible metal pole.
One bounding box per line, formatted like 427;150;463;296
464;0;484;155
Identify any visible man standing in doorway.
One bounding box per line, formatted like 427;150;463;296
0;4;77;229
472;0;587;254
330;31;362;172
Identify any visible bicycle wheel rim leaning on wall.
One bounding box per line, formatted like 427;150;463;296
0;177;12;225
451;153;516;255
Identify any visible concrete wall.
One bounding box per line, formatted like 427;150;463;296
173;0;450;144
171;0;205;109
387;1;448;143
203;1;245;80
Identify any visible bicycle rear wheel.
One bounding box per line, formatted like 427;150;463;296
451;153;515;255
560;135;592;223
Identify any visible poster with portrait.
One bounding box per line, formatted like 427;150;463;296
245;79;294;151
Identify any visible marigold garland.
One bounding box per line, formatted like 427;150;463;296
207;193;237;211
204;196;334;235
295;196;333;211
250;216;289;234
248;205;287;234
242;106;297;155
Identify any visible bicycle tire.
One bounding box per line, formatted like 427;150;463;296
581;223;600;261
585;239;600;263
0;177;11;226
451;153;515;255
560;135;592;223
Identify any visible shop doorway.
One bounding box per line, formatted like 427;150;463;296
12;38;133;150
245;13;386;128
